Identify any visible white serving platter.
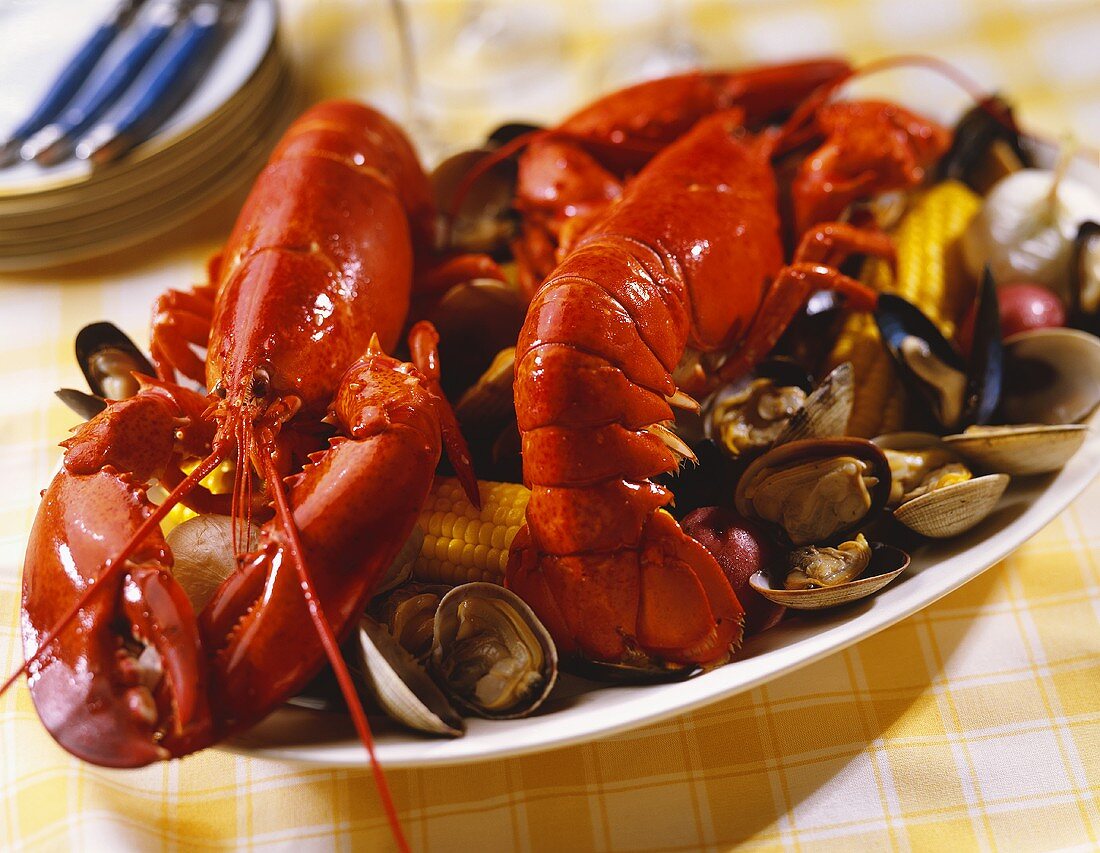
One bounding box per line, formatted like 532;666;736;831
222;74;1100;770
223;414;1099;768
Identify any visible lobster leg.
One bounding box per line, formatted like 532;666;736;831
150;282;218;384
710;220;898;384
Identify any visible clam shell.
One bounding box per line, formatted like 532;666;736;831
734;437;892;546
892;473;1009;538
1001;328;1100;425
431;583;558;719
455;347;516;433
748;543;910;610
773;362;854;444
354;617;465;738
944;425;1089;475
871;431;952;453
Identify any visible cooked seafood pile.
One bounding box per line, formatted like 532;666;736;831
7;60;1100;792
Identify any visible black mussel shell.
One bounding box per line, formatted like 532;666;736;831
487;122;543;147
936;94;1033;188
55;388;108;420
967;269;1003;426
565;657;701;684
75;322;155;401
875;283;1001;431
1070;221;1100;335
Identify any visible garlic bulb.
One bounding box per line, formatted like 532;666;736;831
962;169;1100;298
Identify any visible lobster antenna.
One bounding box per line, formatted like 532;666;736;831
776;53;995;155
262;454;410;853
0;446;227;698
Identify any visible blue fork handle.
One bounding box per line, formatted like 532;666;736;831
109;2;223;141
9;2;139;141
51;11;179;141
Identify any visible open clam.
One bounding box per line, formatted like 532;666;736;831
353;616;465;738
999;327;1100;426
704;361;853;459
429;279;528;398
431;583;558;719
734;438;891;547
369;582;451;663
944;424;1089;476
749;541;910;610
431;147;517;256
874;432;1009;537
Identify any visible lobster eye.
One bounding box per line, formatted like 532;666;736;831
213;380;227;399
251;366;270;399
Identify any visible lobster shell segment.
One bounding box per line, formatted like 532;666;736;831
508;112;784;667
207;100;435;416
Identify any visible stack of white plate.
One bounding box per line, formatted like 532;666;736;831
0;0;296;271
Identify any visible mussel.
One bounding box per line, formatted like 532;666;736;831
734;438;891;547
874;432;1009;538
874;271;1001;432
936;95;1032;193
1070;221;1100;334
430;583;557;719
58;322;157;419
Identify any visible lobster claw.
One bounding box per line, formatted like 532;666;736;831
22;468;210;767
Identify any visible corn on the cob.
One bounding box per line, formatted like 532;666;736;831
413;477;530;586
827;180;982;437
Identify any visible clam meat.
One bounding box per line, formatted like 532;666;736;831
710;378;807;456
735;439;890;547
786;534;872;589
370;583;450;662
744;456;876;546
431;583;557;719
882;448;972;508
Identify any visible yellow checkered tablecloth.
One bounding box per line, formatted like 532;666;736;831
3;0;1100;850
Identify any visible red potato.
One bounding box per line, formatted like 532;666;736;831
958;281;1066;354
681;506;786;636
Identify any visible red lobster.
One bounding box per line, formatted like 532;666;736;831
505;73;951;668
7;100;478;846
504;58;853;292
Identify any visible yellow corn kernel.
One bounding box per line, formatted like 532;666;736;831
827;180;981;437
413;477;530;586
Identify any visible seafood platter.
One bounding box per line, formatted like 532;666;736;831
8;56;1100;836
